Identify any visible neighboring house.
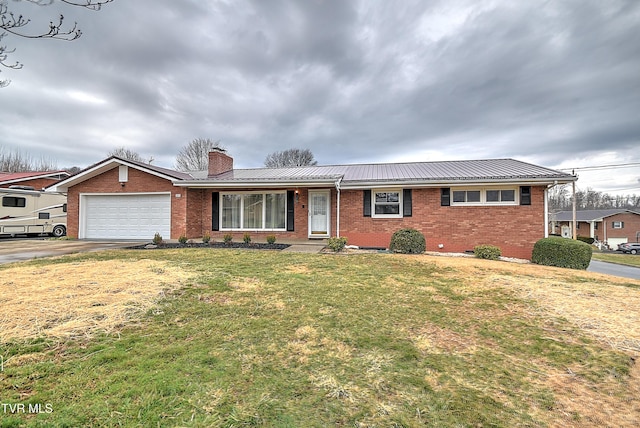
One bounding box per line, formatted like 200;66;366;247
550;209;640;248
0;171;71;190
50;150;576;259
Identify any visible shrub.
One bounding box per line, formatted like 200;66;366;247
474;245;501;260
389;228;426;254
223;234;233;244
266;235;276;244
243;233;252;244
152;232;163;245
327;236;348;252
202;232;211;244
178;235;188;244
577;236;595;245
532;237;592;270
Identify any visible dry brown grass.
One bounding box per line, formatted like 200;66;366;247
419;254;640;427
0;259;189;343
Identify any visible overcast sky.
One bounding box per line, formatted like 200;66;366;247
1;0;638;194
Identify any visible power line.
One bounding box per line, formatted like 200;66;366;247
557;162;640;172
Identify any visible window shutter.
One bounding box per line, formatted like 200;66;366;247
520;186;531;205
212;192;220;231
286;190;295;231
403;189;412;217
441;188;450;206
363;190;372;217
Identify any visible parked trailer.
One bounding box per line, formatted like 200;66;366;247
0;186;67;237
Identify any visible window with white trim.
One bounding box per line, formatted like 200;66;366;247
372;190;402;218
221;192;286;230
451;187;518;206
612;221;624;229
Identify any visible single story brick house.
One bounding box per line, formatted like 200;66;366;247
0;171;70;190
50;150;576;259
550;209;640;248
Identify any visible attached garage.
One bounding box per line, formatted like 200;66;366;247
81;193;171;239
607;237;628;249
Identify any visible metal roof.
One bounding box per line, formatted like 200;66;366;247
190;158;575;187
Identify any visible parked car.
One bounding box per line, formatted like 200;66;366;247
618;243;640;254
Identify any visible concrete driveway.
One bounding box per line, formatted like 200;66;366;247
0;239;140;264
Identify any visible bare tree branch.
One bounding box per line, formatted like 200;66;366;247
175;138;224;171
264;148;318;168
0;0;113;86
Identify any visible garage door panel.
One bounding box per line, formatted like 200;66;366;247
84;194;171;239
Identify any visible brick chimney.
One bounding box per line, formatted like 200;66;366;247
208;148;233;177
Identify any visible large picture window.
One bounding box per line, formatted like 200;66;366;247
221;192;287;230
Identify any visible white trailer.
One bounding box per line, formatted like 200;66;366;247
0;186;67;237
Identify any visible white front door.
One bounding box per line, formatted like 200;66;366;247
308;190;330;238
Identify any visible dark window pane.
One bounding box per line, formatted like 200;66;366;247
486;190;500;202
501;190;515;201
467;191;481;202
452;191;466;203
375;204;400;215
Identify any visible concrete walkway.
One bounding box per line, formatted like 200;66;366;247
280;240;327;253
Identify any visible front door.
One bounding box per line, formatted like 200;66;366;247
308;190;330;238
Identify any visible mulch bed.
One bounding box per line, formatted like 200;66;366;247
130;242;291;250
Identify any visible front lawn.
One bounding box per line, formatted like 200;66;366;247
1;249;639;427
593;252;640;268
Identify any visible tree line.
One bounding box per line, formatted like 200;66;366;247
549;184;640;212
1;140;317;173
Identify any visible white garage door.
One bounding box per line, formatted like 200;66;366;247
83;194;171;239
608;237;628;249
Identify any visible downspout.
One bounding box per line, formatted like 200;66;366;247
335;176;343;238
544;181;558;238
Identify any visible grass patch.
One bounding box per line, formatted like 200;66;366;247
1;249;639;426
593;252;640;268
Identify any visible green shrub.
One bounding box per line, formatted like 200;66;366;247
152;232;163;245
532;237;592;270
266;235;276;244
577;236;595;245
243;233;252;244
327;236;348;252
178;235;188;244
202;232;211;244
389;228;426;254
223;234;233;244
474;245;501;260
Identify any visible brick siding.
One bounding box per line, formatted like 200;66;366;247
66;166;186;239
67;166;549;259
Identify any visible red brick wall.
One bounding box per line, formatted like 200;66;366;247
604;213;640;243
338;187;546;259
66;166;185;239
0;177;61;190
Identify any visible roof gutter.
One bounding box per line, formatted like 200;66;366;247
174;179;340;188
339;177;577;190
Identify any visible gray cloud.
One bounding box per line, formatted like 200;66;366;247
1;0;638;193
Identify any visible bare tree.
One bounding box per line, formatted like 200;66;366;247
1;0;113;87
0;146;58;171
108;147;145;163
264;148;318;168
175;138;223;171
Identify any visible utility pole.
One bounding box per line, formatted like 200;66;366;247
572;170;577;240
